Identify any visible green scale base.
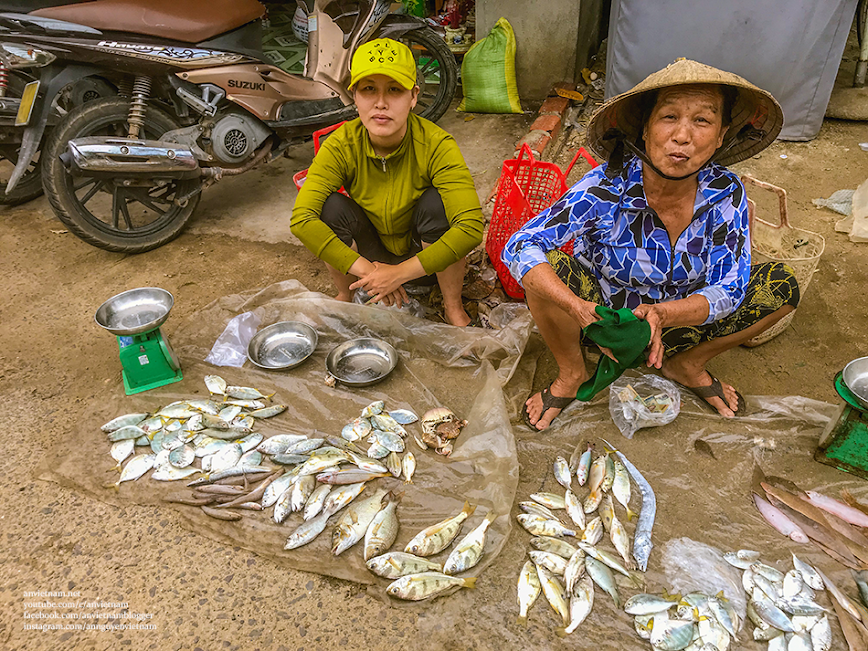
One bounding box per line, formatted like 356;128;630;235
117;330;183;396
814;373;868;480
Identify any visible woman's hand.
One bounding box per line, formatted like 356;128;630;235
568;297;602;330
349;261;410;305
632;304;666;369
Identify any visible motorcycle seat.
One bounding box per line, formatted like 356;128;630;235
30;0;265;43
0;1;85;11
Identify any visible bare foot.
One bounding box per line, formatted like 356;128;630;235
662;356;740;418
335;292;352;302
524;375;584;431
444;306;471;327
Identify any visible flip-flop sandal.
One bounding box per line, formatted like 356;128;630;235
684;372;746;416
521;384;576;430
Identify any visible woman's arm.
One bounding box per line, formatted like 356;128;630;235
502;166;611;286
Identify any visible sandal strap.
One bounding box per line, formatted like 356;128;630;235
689;373;725;400
540;386;575;410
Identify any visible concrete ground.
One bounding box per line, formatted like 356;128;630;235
2;86;868;650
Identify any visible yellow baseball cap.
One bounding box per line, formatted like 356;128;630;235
349;38;417;91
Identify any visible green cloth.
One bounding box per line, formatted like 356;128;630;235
576;306;652;401
290;113;484;276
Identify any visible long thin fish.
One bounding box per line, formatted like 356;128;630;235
601;438;655;572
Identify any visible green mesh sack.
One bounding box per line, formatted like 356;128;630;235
458;17;522;114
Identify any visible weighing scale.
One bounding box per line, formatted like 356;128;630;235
94;287;183;395
815;361;868;480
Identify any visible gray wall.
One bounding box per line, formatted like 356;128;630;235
476;0;582;100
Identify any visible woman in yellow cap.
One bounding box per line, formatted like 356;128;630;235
291;38;483;326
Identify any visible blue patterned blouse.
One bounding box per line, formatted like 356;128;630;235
501;156;750;325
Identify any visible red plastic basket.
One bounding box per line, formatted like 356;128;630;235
486;144;598;299
292;121;349;195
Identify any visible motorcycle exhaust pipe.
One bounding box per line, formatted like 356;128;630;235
62;137;200;178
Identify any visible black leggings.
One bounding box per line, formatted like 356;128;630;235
319;187;449;269
547;250;801;353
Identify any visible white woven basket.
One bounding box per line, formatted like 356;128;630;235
741;175;825;347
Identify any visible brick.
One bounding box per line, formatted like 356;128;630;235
515;130;552;157
539;96;570;116
530;114;563;142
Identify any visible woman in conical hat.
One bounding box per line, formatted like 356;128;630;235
502;59;800;430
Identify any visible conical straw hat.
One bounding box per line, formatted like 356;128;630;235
586;59;784;167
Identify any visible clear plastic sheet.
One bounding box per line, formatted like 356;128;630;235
433;369;853;650
39;280;534;589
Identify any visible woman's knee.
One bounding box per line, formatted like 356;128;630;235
413;188;449;243
765;261;801;308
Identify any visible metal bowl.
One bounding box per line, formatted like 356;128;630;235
325;337;398;387
843;356;868;410
247;321;318;370
94;287;174;336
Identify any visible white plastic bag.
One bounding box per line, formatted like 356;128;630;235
608;374;680;438
204;311;261;367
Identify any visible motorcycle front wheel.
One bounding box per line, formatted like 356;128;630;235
399;27;459;124
43;97;201;253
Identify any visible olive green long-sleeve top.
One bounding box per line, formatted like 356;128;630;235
290;113;484;275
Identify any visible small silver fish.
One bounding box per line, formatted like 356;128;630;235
402;452;416;483
333;489;387;555
364;491;401;560
110;439;135;470
361;401;384;418
303;484;332;521
530;537;578;559
112;454;156;488
168;444;195;468
557;573;594;637
322;482;367;516
520;501;558;520
517;560;541;627
389;409;418;424
554;456;573;491
101;413;149;433
290;475;316;513
225;385;273;400
585;556;620;608
581;517;603;545
535;564;570;626
563;548;586;594
564;490;586;530
366;552;441;579
576;443;593;486
257;434;307;456
386;572;476;601
405;502;477;556
444;512;495;575
530;492;565;509
530;550;568;577
385;451;402;478
204;375;227;395
284;511;330;550
372;413;406;435
247;405;287;419
516;514;576;538
151;465;200;481
108;425;147;442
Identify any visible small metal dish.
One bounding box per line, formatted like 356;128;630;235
95;287;174;336
326;337;398;387
842;356;868;410
248;321;318;370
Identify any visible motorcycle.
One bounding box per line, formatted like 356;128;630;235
0;0;458;252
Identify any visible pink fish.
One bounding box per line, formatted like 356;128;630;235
753;493;809;543
804;490;868;529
